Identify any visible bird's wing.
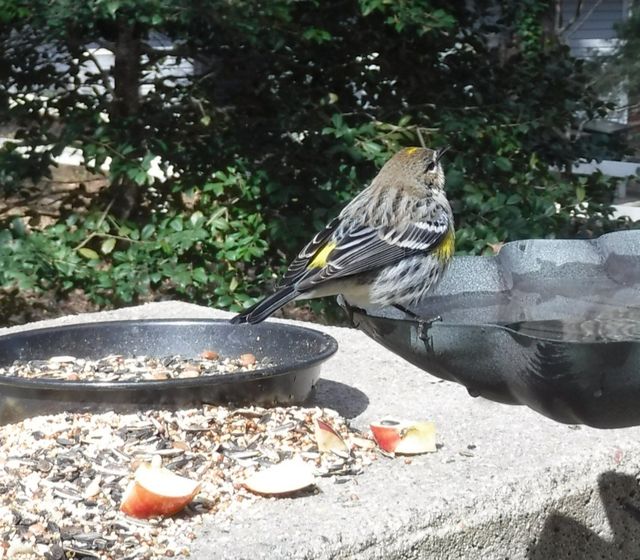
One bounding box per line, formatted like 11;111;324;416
295;214;451;291
278;217;341;287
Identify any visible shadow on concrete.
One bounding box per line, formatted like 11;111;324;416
528;471;640;559
307;378;370;418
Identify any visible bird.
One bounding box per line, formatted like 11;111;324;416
230;146;454;325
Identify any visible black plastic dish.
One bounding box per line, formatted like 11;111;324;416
342;230;640;429
0;319;338;425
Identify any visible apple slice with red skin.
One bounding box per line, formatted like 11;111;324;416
120;456;201;518
313;418;350;454
370;418;436;455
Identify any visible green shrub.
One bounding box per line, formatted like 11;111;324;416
0;166;272;310
0;0;637;322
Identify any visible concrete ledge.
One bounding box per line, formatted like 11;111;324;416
3;301;640;559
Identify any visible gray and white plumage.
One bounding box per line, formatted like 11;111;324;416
231;146;455;324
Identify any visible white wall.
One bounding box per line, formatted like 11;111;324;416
560;0;629;57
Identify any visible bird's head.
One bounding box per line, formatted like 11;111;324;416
379;146;448;193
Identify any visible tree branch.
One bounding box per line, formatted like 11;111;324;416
83;47;116;96
559;0;605;37
556;0;584;34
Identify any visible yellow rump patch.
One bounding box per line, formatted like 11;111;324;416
435;229;455;262
309;242;337;269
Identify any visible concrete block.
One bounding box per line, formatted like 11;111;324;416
3;301;640;559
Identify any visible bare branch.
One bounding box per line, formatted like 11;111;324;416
83;48;115;96
559;0;605;37
556;0;585;34
556;0;582;33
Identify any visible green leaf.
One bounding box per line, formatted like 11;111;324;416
192;267;208;284
101;238;116;254
361;141;382;155
105;0;120;16
190;211;204;226
229;276;238;292
141;224;156;240
78;248;100;260
217;295;234;307
169;218;184;232
203;181;225;196
494;157;512;172
302;28;332;43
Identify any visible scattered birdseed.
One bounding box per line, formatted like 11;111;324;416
0;405;376;559
0;353;268;382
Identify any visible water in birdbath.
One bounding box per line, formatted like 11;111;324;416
414;274;640;343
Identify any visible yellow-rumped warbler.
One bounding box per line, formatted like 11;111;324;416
231;146;454;324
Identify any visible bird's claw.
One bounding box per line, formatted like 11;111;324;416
417;315;442;343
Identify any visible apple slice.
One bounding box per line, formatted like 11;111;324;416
243;457;315;496
313;418;350;454
120;456;201;518
370;418;436;455
349;435;376;450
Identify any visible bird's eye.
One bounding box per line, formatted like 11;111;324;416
426;160;437;171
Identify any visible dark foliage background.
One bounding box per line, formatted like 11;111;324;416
0;0;635;323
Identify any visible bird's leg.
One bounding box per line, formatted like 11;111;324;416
393;304;442;342
337;295;362;327
393;303;419;319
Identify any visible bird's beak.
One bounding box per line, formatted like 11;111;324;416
436;146;450;162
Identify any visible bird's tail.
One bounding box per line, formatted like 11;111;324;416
230;286;298;324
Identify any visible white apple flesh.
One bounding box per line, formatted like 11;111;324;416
243;457;315;496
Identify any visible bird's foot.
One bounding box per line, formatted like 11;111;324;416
392;305;441;343
417;315;442;342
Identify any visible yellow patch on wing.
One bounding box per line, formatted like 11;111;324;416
308;242;337;269
435;229;455;262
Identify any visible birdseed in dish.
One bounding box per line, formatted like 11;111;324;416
0;352;268;382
